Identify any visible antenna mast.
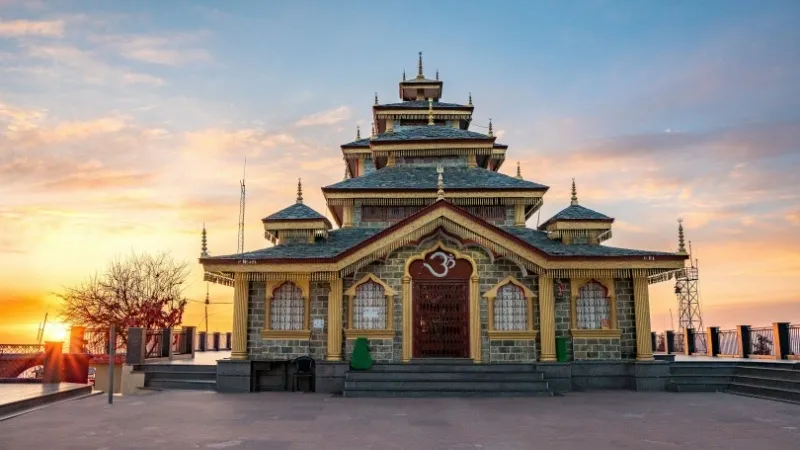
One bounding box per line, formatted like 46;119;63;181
237;158;247;254
675;222;704;331
36;312;48;345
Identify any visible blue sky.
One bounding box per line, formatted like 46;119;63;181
1;0;798;339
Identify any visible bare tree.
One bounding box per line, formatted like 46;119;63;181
58;252;190;348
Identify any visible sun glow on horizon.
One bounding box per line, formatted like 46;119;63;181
43;322;70;343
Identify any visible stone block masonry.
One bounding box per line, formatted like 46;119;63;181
489;339;537;362
554;278;573;361
615;278;636;359
572;337;622;360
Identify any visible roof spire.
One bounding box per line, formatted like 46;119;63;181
677;218;687;253
402;69;406;81
487;118;493;137
296;178;303;204
356;125;361;140
436;165;445;201
516;161;523;180
201;222;209;257
427;98;434;125
205;283;210;305
417;51;424;79
570;178;579;206
435;69;439;81
374;92;378;105
468;92;473;106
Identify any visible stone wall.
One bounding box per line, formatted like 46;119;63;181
309;281;329;360
344;338;394;362
247;281;266;360
615;278;637;359
489;339;537;362
572;337;621;360
554;278;573;361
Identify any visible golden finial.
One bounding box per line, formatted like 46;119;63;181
417;51;424;79
677;218;687;253
570;178;579;206
374;92;378;105
356;125;361;140
487;118;493;137
468;92;473;106
296;178;303;204
516;162;523;180
201;222;208;257
427;98;434;125
435;69;439;81
436;165;445;200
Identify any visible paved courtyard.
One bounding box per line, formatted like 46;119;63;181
1;390;798;449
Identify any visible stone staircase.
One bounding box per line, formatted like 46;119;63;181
726;363;800;404
343;360;553;398
135;364;217;391
666;361;739;392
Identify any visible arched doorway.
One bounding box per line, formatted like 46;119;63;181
404;243;477;359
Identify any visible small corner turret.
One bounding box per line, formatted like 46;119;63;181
261;178;332;245
539;179;614;245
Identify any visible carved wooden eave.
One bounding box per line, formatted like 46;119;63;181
200;201;686;287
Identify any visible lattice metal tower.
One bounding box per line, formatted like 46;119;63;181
237;159;246;254
674;219;703;330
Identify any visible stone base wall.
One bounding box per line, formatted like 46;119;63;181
251;339;310;360
489;339;537;363
572;337;622;360
614;278;637;359
344;337;394;362
554;278;573;361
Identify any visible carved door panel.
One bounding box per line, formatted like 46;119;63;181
412;281;469;358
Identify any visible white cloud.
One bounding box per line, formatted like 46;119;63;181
294;106;350;127
92;34;212;66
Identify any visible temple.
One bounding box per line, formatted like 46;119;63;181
200;53;686;385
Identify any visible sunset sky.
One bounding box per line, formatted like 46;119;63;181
1;1;798;343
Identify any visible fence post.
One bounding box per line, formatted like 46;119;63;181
665;330;675;354
684;327;695;355
213;332;221;351
707;326;720;357
126;327;146;365
650;332;657;353
737;325;750;358
42;341;63;383
226;332;232;350
161;328;172;359
108;325;115;404
773;322;790;360
184;326;196;357
198;331;207;352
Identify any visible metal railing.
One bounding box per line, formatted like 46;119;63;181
692;331;708;355
171;328;189;355
674;333;685;353
655;333;666;352
790;325;800;357
718;329;739;356
145;329;164;359
0;344;45;379
749;327;775;356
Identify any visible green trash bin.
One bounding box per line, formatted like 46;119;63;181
555;336;569;362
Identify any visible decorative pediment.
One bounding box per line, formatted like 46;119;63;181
483;275;535;299
344;273;397;297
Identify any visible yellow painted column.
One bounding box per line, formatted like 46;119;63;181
402;276;412;362
513;201;525;227
231;272;249;360
326;276;343;361
633;277;654;361
470;274;481;362
538;275;556;362
342;204;354;228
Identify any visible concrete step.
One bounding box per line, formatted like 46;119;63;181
737;366;800;381
666;382;727;393
134;364;216;374
733;375;800;391
346;371;544;382
667;375;735;384
344;390;554;398
365;364;539;373
727;382;800;404
145;379;217;391
344;380;551;391
669;364;739;376
0;384;94;420
144;370;216;381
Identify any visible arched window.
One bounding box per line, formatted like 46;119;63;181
270;282;305;331
576;281;611;329
494;283;527;331
352;281;386;330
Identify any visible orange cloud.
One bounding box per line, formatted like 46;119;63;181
294;106;351;127
94;34;213;66
0;19;64;37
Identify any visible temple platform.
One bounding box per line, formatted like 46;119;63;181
0;382;93;420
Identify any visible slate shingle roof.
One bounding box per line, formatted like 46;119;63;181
323;166;548;190
501;226;675;257
371;126;491;142
263;203;329;222
377;101;470;109
400;77;441;84
341;137;371;148
206;227;381;260
538;204;613;230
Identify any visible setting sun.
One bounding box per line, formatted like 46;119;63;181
43;322;70;343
